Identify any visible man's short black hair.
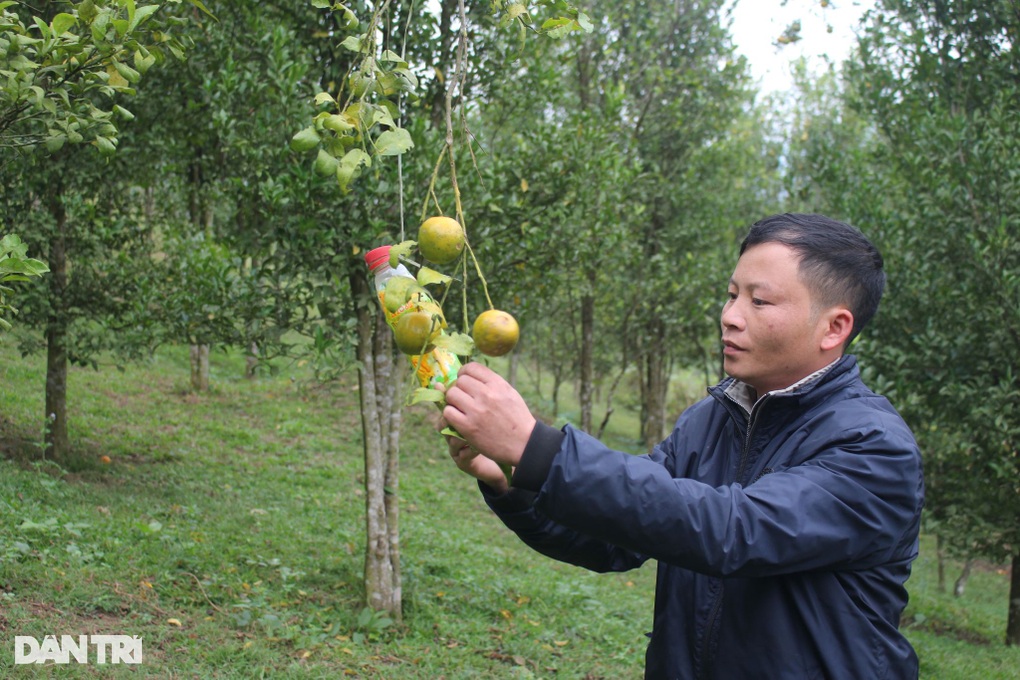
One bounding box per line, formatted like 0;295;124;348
740;213;885;347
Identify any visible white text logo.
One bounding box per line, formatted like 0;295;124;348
14;635;143;665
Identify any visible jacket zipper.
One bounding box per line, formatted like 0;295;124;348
736;395;769;484
698;395;769;679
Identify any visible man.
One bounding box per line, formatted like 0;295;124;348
442;213;924;679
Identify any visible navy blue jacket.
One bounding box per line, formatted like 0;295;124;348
484;355;924;679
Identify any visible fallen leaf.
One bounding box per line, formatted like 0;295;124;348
167;618;182;627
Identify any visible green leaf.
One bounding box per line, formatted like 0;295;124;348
113;60;141;84
505;3;528;21
313;149;339;177
311;0;330;7
410;387;446;405
337;7;358;29
340;35;366;54
417;266;452;287
577;11;593;32
128;4;159;33
185;0;216;19
51;13;77;35
374;127;413;156
378;50;408;68
79;0;98;21
389;240;418;267
336;148;371;192
18;259;49;276
313;91;335;106
433;332;475;356
540;17;573;37
33;16;51;39
322;113;354;133
19;518;59;532
95;136;117;157
290;126;320;152
371;106;397;129
134;49;156;74
113;105;135;121
0;235;25;255
45;134;67;153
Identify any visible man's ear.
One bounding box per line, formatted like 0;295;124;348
820;307;854;352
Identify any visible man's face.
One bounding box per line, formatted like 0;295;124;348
721;242;834;395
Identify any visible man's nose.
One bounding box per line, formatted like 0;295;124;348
721;301;743;330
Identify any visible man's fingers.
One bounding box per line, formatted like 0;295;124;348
442;403;467;435
459;361;499;383
445;373;482;409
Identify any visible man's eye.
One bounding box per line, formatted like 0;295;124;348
751;298;768;306
726;291;737;301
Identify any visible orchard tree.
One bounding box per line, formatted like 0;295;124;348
0;0;204;461
116;1;326;388
786;0;1020;645
584;0;757;448
289;0;593;619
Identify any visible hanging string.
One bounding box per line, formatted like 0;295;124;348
396;0;417;242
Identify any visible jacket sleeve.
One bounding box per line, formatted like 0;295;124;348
519;408;923;578
479;423;649;574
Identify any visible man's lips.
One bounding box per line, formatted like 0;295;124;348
722;339;745;355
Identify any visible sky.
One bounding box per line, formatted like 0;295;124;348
727;0;877;95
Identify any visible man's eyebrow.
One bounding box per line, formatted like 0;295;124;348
728;278;772;293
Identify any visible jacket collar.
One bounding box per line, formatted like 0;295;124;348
717;355;856;417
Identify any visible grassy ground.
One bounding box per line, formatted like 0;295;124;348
1;341;1017;678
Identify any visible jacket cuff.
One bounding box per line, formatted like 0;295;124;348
479;480;538;513
511;420;565;492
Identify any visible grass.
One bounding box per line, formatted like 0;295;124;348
1;341;1018;678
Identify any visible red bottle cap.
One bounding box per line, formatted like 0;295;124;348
364;245;391;272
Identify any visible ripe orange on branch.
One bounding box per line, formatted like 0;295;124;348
418;216;465;265
472;310;519;357
394;310;441;355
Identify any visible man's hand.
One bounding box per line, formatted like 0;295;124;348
439;424;509;495
442;362;537;469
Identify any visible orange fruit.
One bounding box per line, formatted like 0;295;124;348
472;310;519;357
394;310;441;355
418;216;465;265
383;276;417;313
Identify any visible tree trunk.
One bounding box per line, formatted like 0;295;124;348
641;318;669;452
1006;552;1020;646
352;269;403;622
44;191;69;461
953;560;972;598
936;533;947;593
508;346;519;388
245;342;259;379
551;370;564;421
190;344;210;391
579;290;595;433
